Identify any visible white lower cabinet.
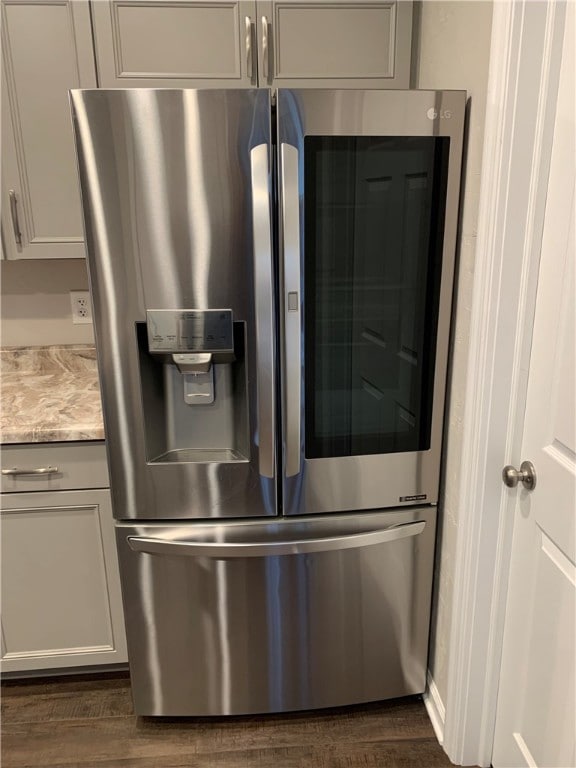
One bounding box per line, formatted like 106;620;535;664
0;485;127;673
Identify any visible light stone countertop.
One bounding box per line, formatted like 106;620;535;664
0;345;105;444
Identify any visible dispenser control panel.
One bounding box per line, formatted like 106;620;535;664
147;310;234;353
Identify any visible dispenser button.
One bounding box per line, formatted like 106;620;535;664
147;309;234;353
172;353;212;374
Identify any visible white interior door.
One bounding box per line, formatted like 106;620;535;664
492;8;575;767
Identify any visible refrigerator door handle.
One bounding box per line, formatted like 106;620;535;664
127;521;426;558
250;143;275;479
280;142;301;478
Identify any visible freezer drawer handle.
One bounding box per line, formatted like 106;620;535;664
127;521;426;558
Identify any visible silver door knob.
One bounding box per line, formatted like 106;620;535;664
502;460;536;491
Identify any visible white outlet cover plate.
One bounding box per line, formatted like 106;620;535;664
70;291;93;324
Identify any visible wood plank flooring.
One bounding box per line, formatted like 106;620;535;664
1;673;453;768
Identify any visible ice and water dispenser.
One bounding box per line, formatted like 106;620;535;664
137;309;249;465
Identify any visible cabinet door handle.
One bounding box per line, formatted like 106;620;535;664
245;16;254;81
9;190;22;246
261;16;269;82
1;466;59;476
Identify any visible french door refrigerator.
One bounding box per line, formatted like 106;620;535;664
71;88;465;716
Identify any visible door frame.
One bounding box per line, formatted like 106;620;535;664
441;1;568;765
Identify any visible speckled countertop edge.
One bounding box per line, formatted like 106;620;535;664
0;345;105;444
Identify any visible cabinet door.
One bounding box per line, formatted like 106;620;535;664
92;0;258;88
1;0;96;260
256;1;412;89
0;489;127;672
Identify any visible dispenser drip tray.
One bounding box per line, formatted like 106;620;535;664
150;448;248;464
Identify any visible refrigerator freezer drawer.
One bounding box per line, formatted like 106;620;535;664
116;507;436;716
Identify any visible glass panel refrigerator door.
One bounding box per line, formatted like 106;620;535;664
305;136;450;459
278;90;465;516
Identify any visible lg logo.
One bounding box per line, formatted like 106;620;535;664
427;108;452;120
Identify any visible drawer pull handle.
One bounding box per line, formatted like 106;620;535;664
1;466;59;476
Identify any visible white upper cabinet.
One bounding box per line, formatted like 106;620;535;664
1;0;97;260
92;0;412;89
92;0;259;88
257;1;412;89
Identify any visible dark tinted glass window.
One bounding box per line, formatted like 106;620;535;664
304;136;450;458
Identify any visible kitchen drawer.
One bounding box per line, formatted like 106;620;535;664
1;442;109;494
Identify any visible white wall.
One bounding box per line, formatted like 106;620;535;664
0;260;95;347
413;0;493;703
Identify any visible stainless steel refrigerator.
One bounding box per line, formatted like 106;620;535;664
71;88;465;716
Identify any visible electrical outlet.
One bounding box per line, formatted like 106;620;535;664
70;291;93;324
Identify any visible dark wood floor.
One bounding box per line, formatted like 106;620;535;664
1;673;453;768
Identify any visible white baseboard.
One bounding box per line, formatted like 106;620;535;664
424;671;446;746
